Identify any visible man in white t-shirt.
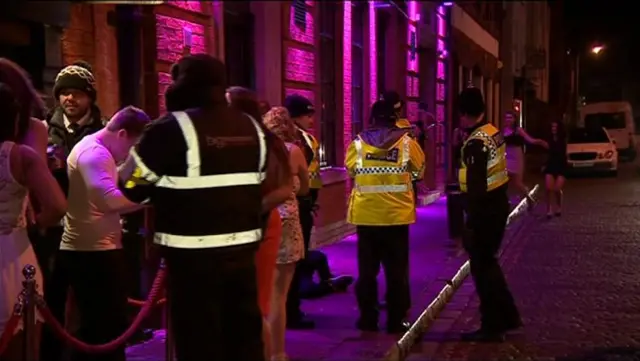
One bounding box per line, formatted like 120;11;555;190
48;106;150;361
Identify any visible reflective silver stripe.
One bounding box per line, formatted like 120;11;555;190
131;112;266;190
309;171;320;179
153;228;262;249
488;171;508;185
401;136;410;167
354;138;364;168
130;148;160;182
245;113;267;176
356;184;409;193
300;129;314;152
173;111;201;177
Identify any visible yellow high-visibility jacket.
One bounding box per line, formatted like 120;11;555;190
298;128;323;189
458;122;509;193
346;128;425;226
395;118;416;139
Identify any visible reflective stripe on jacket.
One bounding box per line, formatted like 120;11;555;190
299;128;322;189
458;123;509;193
346;133;425;226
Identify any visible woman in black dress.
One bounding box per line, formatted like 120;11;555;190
543;121;568;218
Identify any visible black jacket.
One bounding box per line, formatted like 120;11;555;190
47;106;105;195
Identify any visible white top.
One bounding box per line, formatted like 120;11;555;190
0;142;28;234
61;133;136;251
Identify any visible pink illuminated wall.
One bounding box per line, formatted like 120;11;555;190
405;1;419;122
435;5;449;176
343;1;352;153
285;1;317;135
155;7;211;114
368;1;377;107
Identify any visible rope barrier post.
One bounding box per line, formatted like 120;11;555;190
21;265;37;361
161;259;175;361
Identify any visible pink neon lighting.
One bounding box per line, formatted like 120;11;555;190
290;6;315;45
437;61;445;80
157;72;172;114
436;104;445;123
436;83;446;102
285;48;315;83
437;15;446;37
406;1;419;73
369;1;377;107
407;101;418;121
343;1;352;152
406;76;419;98
437;39;446;54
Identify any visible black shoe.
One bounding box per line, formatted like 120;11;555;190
287;317;315;330
460;329;505;342
356;318;379;332
386;321;410;334
329;275;354;292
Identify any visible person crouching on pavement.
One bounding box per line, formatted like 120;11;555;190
226;86;293;360
263;106;310;361
457;87;522;342
346;100;425;334
50;106;150;361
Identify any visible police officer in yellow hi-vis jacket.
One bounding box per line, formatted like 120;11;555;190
457;87;521;343
346;100;425;334
284;94;321;329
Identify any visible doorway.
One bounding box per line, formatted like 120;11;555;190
224;2;255;89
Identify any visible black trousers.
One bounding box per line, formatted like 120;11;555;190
355;225;410;324
287;188;319;318
299;250;333;299
30;226;63;294
42;250;129;361
162;244;264;361
463;196;521;332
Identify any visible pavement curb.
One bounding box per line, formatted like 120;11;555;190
383;185;542;361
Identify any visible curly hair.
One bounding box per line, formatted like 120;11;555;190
263;106;297;143
0;58;46;141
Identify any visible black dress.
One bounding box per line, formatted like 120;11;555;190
543;137;568;176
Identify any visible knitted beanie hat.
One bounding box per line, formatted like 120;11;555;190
53;60;97;101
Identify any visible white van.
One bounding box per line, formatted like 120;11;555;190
579;101;636;159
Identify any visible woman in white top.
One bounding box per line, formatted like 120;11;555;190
263;107;309;361
0;83;66;360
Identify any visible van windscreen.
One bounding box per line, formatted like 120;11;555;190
584;112;626;129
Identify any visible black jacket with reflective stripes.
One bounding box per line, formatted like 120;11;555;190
119;105;267;249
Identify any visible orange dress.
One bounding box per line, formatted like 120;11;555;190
255;209;281;316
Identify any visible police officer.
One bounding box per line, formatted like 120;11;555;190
457;87;522;342
381;91;421;204
345;100;425;334
118;54;267;360
283;94;320;329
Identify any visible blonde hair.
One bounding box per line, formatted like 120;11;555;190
263;106;296;142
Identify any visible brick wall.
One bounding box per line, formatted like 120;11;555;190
61;3;120;117
282;1;319;135
154;2;214;114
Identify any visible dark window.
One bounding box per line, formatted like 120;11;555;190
319;1;338;166
351;2;366;137
584;112;626;130
376;11;388;96
224;3;255;89
569;128;610;144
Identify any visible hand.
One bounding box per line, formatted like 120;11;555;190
536;139;549;149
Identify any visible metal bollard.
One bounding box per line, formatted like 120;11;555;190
21;265;37;361
161;260;175;361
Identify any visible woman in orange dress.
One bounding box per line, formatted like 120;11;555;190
226;88;292;360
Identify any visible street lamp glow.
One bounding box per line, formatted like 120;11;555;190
591;46;604;55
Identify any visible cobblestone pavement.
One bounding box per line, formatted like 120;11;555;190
125;192;527;361
408;165;640;361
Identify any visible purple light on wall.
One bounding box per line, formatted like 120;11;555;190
343;0;352;153
437;39;446;54
157;72;172;114
437;61;445;80
436;82;446;102
156;15;206;63
437;14;446;37
436;104;445;123
406;76;419;98
369;1;377;107
285;48;315;83
406;1;419;73
290;6;315;45
166;1;203;13
407;101;418;121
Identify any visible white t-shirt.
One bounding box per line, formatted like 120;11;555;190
60;133;137;251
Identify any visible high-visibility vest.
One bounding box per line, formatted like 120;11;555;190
125;110;267;249
298;128;322;189
346;133;422;226
458;123;509;193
